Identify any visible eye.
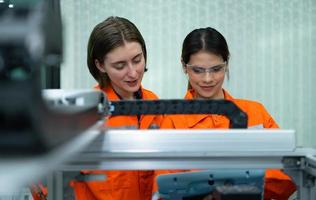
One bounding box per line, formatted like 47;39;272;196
191;66;205;74
113;62;126;70
211;65;224;72
132;55;142;64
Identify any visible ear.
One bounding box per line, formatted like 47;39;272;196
225;65;229;72
225;65;230;79
181;59;187;74
95;59;107;73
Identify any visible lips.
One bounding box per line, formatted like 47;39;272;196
200;85;215;89
125;79;138;87
199;85;217;93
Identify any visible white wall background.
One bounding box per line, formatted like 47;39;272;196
60;0;316;147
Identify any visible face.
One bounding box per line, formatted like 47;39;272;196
184;51;227;100
95;41;145;99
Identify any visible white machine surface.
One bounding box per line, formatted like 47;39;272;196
63;129;297;170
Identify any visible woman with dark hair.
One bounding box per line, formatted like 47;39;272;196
71;16;162;200
153;27;296;200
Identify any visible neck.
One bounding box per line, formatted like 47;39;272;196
111;85;135;100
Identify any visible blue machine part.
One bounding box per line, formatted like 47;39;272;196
157;169;265;200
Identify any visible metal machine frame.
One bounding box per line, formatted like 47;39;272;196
47;129;316;200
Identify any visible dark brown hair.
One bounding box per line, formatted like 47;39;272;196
87;16;147;88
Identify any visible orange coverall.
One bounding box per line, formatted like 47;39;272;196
153;89;296;200
70;85;163;200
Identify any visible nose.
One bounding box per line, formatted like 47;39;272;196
202;71;214;83
127;63;138;78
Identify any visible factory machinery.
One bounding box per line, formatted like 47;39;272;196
0;0;315;199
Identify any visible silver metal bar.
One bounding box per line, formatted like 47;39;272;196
0;121;102;193
62;129;297;170
85;129;296;153
47;171;63;200
305;155;316;176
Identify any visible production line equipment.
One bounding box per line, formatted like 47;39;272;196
43;90;316;200
0;0;316;199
